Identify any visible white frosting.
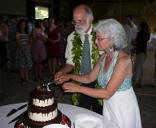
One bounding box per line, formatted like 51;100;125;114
33;98;54;107
28;109;58;122
25;127;30;128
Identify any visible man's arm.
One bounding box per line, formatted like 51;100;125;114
59;64;74;74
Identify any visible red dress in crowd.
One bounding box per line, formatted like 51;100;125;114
46;26;60;58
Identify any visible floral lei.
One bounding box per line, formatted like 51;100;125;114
71;31;103;106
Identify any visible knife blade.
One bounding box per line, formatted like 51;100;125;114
8;111;26;124
7;104;27;117
42;81;56;87
42;81;58;91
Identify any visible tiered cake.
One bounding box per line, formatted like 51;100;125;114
22;86;68;128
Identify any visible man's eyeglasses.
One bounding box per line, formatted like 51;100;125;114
71;19;86;25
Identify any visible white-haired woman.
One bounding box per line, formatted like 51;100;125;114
56;19;142;128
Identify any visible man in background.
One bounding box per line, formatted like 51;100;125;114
123;15;137;55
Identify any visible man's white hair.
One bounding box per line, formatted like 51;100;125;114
84;5;94;17
94;19;127;49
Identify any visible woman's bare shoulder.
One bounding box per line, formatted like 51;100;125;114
117;50;131;65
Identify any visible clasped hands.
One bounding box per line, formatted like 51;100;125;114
54;72;79;93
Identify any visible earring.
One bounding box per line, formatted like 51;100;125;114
109;47;113;52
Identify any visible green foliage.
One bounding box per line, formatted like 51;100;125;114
71;31;103;106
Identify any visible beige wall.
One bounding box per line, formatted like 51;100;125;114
89;2;156;30
0;0;51;17
0;0;26;16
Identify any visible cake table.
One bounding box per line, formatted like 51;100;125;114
0;102;104;128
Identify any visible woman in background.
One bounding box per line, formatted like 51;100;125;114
46;18;61;76
133;21;150;88
31;19;47;81
15;19;32;85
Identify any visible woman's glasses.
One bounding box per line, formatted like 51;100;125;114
95;36;109;41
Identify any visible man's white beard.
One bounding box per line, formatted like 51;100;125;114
75;22;90;34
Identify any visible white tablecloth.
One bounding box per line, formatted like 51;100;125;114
0;103;104;128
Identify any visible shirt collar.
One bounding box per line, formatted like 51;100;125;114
86;25;93;35
79;25;93;36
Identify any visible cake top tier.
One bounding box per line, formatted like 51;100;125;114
31;86;54;100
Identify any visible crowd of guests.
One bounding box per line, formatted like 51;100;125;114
0;15;155;87
0;14;155;88
0;17;74;85
123;15;156;87
122;15;151;88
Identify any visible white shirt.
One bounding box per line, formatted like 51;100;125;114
65;26;95;67
123;23;137;53
148;33;156;47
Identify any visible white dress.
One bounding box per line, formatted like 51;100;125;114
98;51;142;128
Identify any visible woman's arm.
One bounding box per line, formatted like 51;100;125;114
31;29;36;40
15;33;22;48
62;54;131;99
63;82;108;98
102;55;131;98
27;36;32;47
69;60;100;83
57;55;103;84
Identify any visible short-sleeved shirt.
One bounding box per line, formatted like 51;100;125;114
65;26;95;68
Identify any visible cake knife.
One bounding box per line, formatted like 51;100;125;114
8;111;26;124
42;81;56;87
6;104;27;117
42;81;58;91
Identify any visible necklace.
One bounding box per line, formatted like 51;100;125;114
71;31;99;74
71;31;103;106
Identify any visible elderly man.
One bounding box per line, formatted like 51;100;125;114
55;4;102;114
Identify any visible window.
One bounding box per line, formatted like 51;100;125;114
35;6;49;19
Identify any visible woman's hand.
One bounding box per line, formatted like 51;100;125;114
62;82;80;93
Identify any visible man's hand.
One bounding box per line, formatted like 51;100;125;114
59;74;72;84
55;72;72;84
54;71;64;84
54;64;74;84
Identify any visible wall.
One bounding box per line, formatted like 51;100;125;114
0;0;26;16
88;2;156;29
0;0;52;19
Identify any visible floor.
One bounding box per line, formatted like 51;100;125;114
0;48;156;128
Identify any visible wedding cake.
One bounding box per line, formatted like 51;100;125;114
21;85;70;128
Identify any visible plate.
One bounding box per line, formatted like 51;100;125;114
74;113;103;128
43;124;70;128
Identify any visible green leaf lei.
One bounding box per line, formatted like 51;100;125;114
71;31;103;106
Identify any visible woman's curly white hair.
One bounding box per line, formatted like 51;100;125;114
94;19;127;49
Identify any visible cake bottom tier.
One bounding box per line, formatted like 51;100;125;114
23;111;62;128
